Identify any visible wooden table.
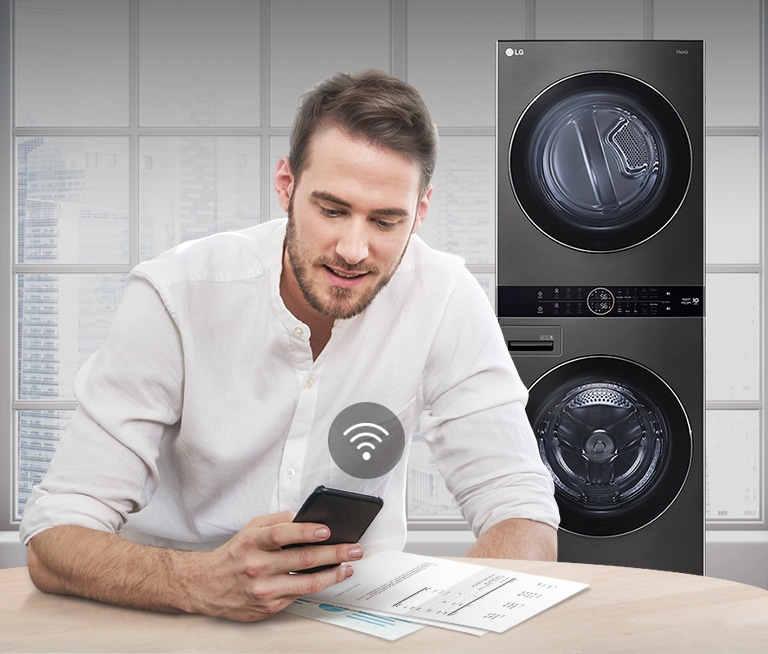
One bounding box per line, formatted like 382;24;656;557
2;559;767;652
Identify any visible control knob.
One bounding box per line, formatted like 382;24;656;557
586;287;615;316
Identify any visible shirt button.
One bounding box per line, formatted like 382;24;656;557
284;468;296;479
293;326;304;337
306;376;315;388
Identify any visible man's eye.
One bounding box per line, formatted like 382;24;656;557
374;218;398;229
320;206;344;218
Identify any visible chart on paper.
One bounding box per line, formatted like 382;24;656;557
394;571;515;616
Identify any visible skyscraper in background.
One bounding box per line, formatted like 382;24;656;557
15;136;128;516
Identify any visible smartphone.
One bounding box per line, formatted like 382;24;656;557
283;485;383;572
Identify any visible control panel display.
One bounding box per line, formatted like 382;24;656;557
497;285;704;317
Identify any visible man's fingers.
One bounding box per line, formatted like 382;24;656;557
295;561;356;592
234;512;365;577
242;511;295;530
283;542;364;573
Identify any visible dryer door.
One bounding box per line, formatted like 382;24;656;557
527;356;692;537
509;72;691;252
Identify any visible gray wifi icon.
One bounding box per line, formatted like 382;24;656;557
329;403;405;479
345;422;389;461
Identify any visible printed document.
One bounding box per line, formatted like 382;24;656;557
305;549;589;634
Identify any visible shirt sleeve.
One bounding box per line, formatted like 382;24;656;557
420;269;560;536
19;274;184;544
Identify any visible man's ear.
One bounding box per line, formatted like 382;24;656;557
274;156;295;212
412;185;433;233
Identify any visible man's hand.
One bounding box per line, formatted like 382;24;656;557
177;511;363;621
27;511;363;623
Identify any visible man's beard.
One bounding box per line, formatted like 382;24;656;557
284;201;409;320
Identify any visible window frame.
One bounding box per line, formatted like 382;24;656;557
2;0;15;531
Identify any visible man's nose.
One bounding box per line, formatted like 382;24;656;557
335;220;369;264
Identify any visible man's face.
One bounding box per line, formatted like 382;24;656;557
276;125;431;321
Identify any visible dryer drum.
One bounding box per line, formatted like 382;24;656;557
537;95;663;226
509;72;692;253
527;356;692;537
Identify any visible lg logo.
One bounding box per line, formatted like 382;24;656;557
505;47;524;57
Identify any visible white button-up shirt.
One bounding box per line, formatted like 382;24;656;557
20;219;558;553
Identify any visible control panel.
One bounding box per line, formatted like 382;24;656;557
497;285;704;317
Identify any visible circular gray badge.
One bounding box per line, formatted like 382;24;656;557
328;402;405;479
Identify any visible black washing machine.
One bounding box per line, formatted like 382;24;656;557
501;311;703;575
497;42;704;574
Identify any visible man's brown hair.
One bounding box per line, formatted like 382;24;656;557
289;70;439;196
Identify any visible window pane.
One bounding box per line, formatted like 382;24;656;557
139;0;261;127
16;274;127;401
15;0;129;127
16;409;74;519
654;0;760;127
706;136;760;265
407;0;526;127
139;137;260;259
706;410;761;521
17;137;130;265
705;273;761;402
269;0;390;127
417;136;495;265
536;0;644;39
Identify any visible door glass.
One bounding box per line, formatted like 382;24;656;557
535;380;666;509
532;91;664;227
510;73;691;252
527;357;692;536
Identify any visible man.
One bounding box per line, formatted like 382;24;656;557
20;71;558;623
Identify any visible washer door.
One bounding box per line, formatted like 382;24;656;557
527;356;692;537
509;72;691;252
